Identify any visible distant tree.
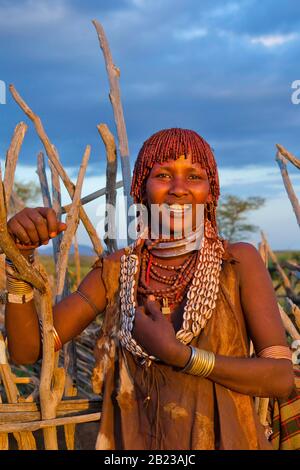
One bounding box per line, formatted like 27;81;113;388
8;180;42;216
13;180;41;205
217;194;265;242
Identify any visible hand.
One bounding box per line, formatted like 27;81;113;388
7;207;67;253
133;295;190;368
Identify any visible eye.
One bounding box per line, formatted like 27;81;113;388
156;173;171;178
188;174;203;180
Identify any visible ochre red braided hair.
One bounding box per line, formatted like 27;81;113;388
131;128;220;235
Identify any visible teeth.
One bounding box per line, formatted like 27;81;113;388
167;204;191;211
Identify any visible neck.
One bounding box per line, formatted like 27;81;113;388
145;224;204;258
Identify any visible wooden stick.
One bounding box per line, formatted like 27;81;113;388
261;231;294;295
276;143;300;170
37;263;61;450
9;84;103;256
0;412;101;434
55;145;90;302
276;151;300;226
0;334;36;449
97;123;118;253
48;150;70;290
0;397;101;414
278;304;300;341
258;239;268;268
48;150;77;449
61;180;123;214
0;390;8;450
93;20;133;243
36;152;52;208
73;233;81;288
4;122;28;209
286;298;300;331
258;398;269;427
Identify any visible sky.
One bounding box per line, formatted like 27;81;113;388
0;0;299;250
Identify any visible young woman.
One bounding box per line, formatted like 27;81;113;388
5;128;294;450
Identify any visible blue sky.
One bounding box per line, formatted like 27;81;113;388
0;0;299;249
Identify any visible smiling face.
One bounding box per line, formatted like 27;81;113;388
131;128;220;240
144;154;212;237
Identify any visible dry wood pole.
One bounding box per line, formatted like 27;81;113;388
261;231;300;304
256;239;270;430
61;180;123;214
9;84;103;257
55;146;90;302
97;123;118;253
36;152;52;209
3;122;28;208
286;298;300;331
93;20;133;244
0;333;36;449
0;167;61;449
276;143;300;171
37;150;78;449
73;233;81;288
275;151;300;227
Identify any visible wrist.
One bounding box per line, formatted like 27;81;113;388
168;342;191;368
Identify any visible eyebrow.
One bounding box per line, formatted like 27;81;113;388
153;165;206;173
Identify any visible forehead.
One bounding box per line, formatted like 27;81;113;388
150;154;206;171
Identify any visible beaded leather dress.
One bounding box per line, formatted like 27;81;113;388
91;241;272;450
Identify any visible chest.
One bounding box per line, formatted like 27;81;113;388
136;267;188;333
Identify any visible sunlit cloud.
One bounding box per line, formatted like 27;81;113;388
250;33;299;47
174;27;208;41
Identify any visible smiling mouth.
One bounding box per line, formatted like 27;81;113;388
164;204;193;213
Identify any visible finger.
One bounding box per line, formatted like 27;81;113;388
57;221;67;234
145;295;163;321
8;219;33;245
133;307;149;336
26;209;50;244
36;207;59;237
17;217;41;245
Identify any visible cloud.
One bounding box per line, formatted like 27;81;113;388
174;28;208;41
250;33;299;47
0;0;67;31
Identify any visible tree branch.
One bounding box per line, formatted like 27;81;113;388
276;143;300;171
97;123;118;253
4;122;28;207
55;146;90;302
92;20;133;243
275;151;300;227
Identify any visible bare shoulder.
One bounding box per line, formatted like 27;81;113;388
103;247;126;263
226;241;260;263
225;241;266;284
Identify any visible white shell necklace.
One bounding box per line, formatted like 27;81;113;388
118;220;225;366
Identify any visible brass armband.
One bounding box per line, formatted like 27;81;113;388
181;346;215;377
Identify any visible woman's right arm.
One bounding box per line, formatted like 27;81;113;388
5;207;107;364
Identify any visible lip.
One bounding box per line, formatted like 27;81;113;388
162;204;193;215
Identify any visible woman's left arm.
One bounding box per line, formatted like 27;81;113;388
134;243;294;399
206;242;294;399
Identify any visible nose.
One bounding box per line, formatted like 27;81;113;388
168;176;189;198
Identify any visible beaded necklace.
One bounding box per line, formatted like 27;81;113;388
118;219;225;366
